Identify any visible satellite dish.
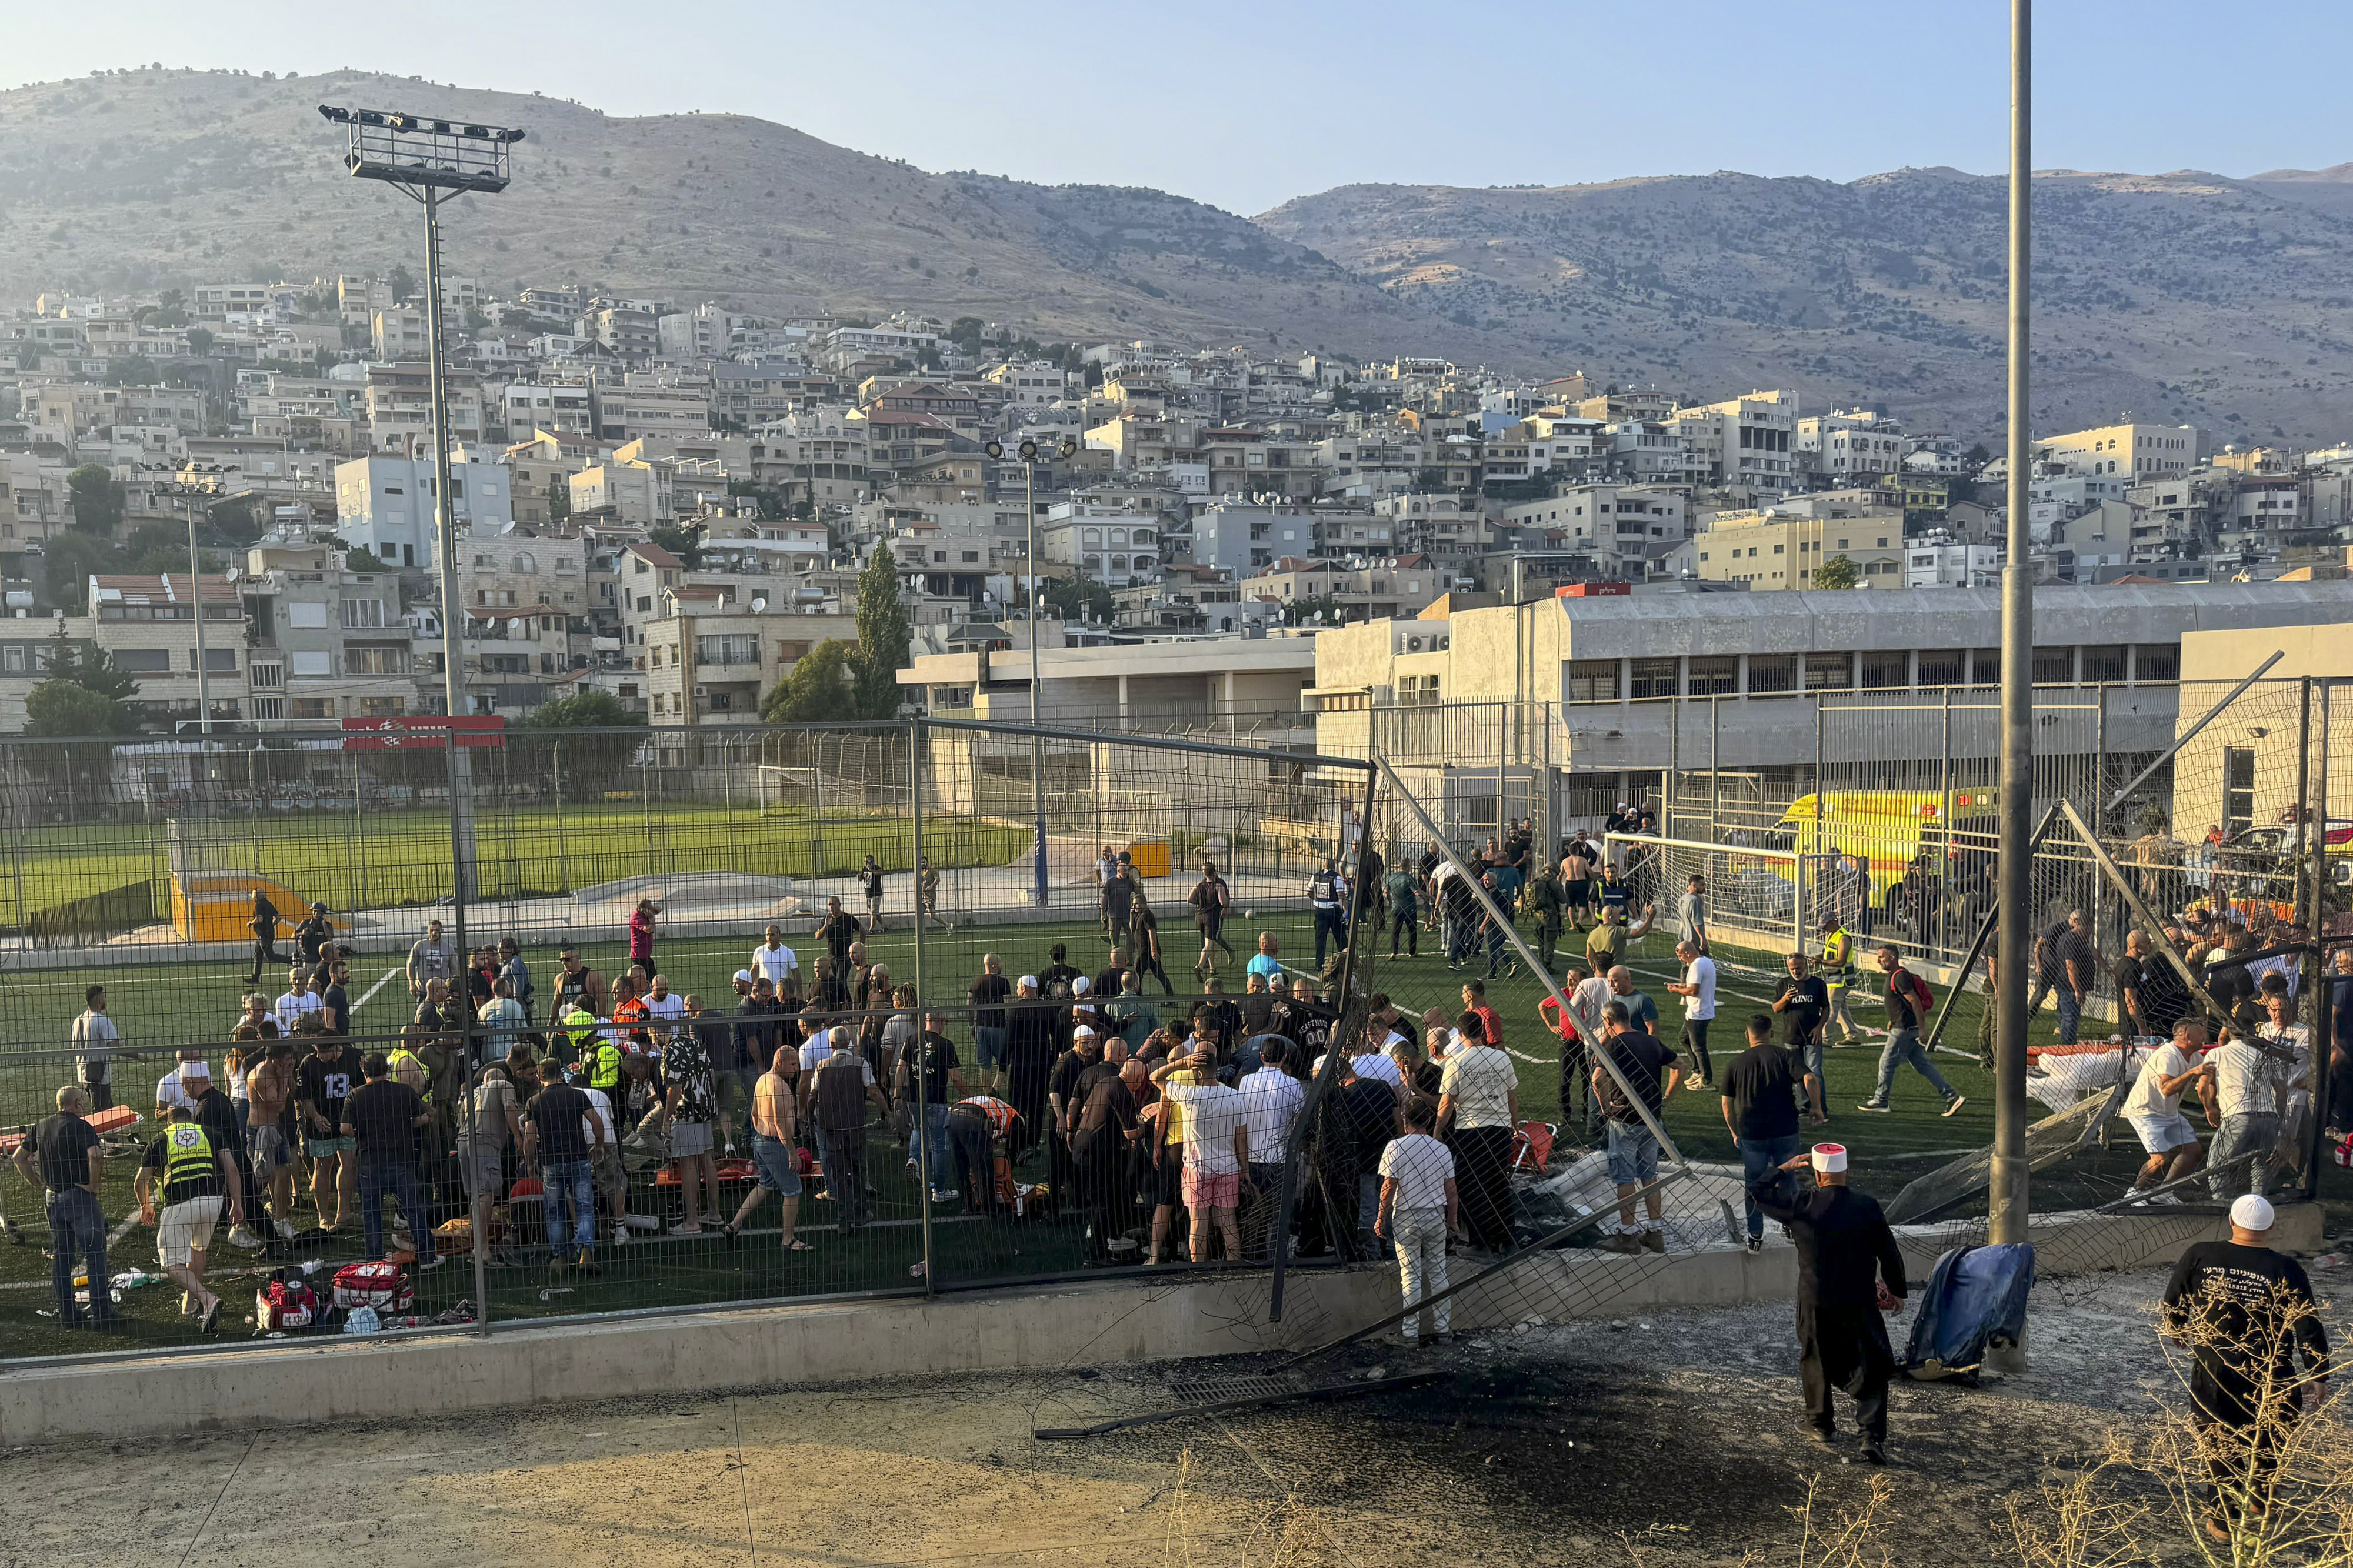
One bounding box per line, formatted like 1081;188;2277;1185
751;596;768;613
224;565;242;582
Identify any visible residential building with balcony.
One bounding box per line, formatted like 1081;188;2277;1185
641;603;858;726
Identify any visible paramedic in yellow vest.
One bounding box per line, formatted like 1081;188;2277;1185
559;1003;604;1071
585;1009;624;1100
1819;917;1864;1045
133;1103;244;1333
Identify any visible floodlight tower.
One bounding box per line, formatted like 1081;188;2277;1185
986;435;1081;906
318;104;524;1009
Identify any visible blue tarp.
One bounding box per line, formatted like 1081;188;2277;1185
1901;1242;2035;1383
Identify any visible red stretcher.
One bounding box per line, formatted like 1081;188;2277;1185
0;1104;141;1156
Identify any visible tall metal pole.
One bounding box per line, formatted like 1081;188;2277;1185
1026;460;1048;906
422;187;474;1019
909;716;936;1294
1989;0;2034;1256
187;495;214;738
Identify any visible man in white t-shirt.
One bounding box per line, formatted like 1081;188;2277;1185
275;968;325;1035
2124;1018;2209;1196
1375;1097;1459;1345
750;926;799;988
644;975;688;1040
1667;939;1719;1087
2199;1023;2287;1201
1151;1049;1249;1265
1438;1013;1519;1251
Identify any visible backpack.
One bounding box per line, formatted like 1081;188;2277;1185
1899;970;1935;1016
331;1260;414;1313
255;1269;318;1333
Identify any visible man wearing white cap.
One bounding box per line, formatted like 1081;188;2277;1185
1752;1141;1907;1463
2164;1193;2331;1542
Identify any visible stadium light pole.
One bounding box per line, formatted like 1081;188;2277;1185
1991;2;2034;1267
988;435;1079;906
318;104;524;1008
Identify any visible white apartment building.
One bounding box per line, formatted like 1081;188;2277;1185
591;374;712;443
238;542;413;724
1797;411;1907;479
1906;541;2003;589
1670;390;1799;488
333;449;515;568
501;382;595;438
1041;500;1162;586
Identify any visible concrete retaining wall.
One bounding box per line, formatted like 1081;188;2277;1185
1;1202;2312;1445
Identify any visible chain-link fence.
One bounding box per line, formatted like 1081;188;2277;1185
0;718;1399;1362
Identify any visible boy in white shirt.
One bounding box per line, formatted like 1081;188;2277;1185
1375;1097;1459;1345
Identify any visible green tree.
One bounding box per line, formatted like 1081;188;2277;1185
1814;553;1859;590
852;545;911;719
386;265;417;305
648;523;705;569
1042;575;1115;626
762;639;855;723
519;690;647;800
38;529;123;611
1281;593;1348;627
66;464;124;532
546;473;571;523
104;354;164;386
42;632;138;703
24;679;138;737
184;326;214;358
345;546;384;573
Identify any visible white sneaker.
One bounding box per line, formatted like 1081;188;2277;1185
724;1142;738;1157
274;1217;296;1240
612;1226;632;1245
228;1225;264;1250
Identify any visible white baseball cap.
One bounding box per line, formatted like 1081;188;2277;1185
1810;1142;1847;1173
2231;1193;2275;1232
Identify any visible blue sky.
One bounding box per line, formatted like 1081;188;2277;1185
7;1;2345;215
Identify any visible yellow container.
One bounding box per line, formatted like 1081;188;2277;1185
1125;839;1172;879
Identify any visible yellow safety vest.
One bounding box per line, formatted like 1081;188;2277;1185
1823;927;1855;987
388;1047;427;1100
163;1122;215;1190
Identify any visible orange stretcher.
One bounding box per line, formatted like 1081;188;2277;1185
0;1104;142;1156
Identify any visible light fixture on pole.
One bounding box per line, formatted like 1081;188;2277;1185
321;102;522;1337
986;434;1081;906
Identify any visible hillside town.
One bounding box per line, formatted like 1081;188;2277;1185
2;276;2349;735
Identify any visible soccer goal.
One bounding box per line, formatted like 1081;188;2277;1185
757;763;825;815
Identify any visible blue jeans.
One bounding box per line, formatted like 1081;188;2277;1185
1869;1028;1957;1107
1739;1133;1806;1239
973;1026;1008;1073
356;1159;437;1267
46;1187;111;1325
2053;979;2081;1044
907;1102;953;1192
2209;1113;2279;1201
542;1158;596;1254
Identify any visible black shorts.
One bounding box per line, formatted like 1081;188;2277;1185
1565;880;1591;902
1156;1145;1187;1207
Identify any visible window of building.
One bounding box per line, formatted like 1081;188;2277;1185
1688;656;1737;696
2224;748;2257;837
1917;649;1964;687
340;599;385;629
249;663;284;689
1804;653;1852;692
2032;646;2075;684
1564;659;1619;702
2134;644;2179;683
288;601;329;629
1746;655;1796;696
1628;658;1679;700
2079;645;2127;684
112;649;172;674
1860;652;1908;689
292;697;336;719
1970;648;2000;687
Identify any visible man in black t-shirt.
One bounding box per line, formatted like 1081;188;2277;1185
2117;930;2191;1040
318;959;354;1037
522;1072;604;1275
12;1087;110;1326
298;1034;365;1232
1721;1014;1824;1251
1772;953;1831;1085
341;1053;437;1270
1594;1000;1681;1254
2164;1193;2332;1539
895;1013;967;1200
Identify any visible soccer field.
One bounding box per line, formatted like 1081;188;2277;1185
0;899;2034;1359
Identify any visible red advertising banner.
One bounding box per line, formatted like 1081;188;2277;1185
339;715;508;751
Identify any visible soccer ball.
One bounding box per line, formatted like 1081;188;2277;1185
1241;909;1255;921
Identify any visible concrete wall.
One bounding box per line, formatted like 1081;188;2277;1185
1;1203;2310;1445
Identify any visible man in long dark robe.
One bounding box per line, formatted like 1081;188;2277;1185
1749;1140;1907;1463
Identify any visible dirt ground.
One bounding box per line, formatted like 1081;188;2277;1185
11;1263;2349;1568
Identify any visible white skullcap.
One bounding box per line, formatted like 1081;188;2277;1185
1072;1024;1096;1039
1811;1142;1847;1174
1071;976;1092;995
181;1059;211;1078
1018;975;1038;989
733;969;753;983
2231;1193;2276;1232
